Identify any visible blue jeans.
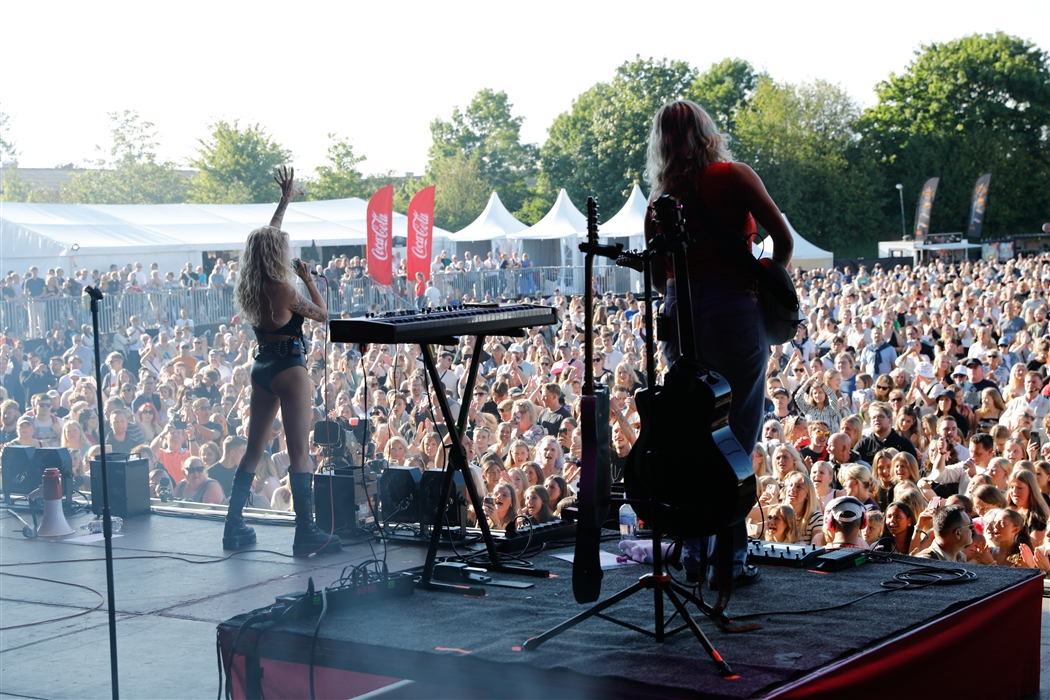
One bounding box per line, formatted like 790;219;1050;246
663;276;767;578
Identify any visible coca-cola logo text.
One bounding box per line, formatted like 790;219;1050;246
410;212;430;260
370;212;390;261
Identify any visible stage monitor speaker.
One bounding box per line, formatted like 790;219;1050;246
91;453;150;518
420;471;467;527
314;472;357;533
379;466;422;524
2;446;74;505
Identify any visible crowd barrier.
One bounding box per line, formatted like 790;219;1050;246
0;266;640;339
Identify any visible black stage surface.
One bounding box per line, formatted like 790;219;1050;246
1;504;1045;700
221;544;1045;699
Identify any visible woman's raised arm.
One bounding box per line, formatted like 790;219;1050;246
270;166;303;230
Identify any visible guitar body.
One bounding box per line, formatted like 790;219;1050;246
625;196;756;540
573;389;611;604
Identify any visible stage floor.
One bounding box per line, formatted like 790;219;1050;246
220;544;1046;699
0;507;1048;699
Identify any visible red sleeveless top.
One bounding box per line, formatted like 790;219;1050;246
645;162;757;280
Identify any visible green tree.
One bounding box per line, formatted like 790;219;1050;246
61;110;190;204
428;154;490;231
0;106;18;164
309;134;369;200
428;89;537;221
190;120;290;204
733;78;886;256
539;56;697;214
1;166;32;201
690;58;761;141
861;32;1050;238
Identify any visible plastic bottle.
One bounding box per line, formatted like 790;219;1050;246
619;503;637;540
82;516;123;534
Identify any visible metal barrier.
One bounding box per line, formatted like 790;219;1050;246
0;267;641;339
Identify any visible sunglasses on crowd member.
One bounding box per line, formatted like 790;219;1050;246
876;384;892;391
185;465;205;474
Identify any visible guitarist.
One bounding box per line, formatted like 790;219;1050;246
643;100;793;588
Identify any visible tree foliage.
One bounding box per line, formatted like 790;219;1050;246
539;56;697;215
428;154;490;232
861;32;1050;237
60;111;190;204
427;89;537;226
691;58;761;142
0;106;18;165
733;78;886;255
189;120;290;204
308;134;369;201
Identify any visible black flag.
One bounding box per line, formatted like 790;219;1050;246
966;173;991;239
913;177;939;242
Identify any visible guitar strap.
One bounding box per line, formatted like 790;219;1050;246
683;194;800;310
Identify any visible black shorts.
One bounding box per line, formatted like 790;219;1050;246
251;353;307;393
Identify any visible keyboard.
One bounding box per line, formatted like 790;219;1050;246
329;304;560;344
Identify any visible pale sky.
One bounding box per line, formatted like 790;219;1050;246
2;0;1047;178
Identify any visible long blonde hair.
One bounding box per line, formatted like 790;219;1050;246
644;100;732;199
235;226;292;327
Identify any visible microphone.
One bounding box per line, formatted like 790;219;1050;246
292;258;319;276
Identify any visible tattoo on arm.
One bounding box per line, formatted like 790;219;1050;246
290;293;327;323
270;198;290;229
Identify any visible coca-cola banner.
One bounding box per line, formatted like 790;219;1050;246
406;186;436;282
366;185;394;285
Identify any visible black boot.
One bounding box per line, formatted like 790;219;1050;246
223;469;257;550
289;472;342;556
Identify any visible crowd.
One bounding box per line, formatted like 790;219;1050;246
1;252;1050;574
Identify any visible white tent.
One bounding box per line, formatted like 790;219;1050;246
509;189;586;269
445;192;526;260
582;184;648;267
753;214;834;270
0;199;452;276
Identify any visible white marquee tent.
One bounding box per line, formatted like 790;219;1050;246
444;192;526;260
508;189;587;268
753;215;834;270
578;183;648;267
0;199;452;276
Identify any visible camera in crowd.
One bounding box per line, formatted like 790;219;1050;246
312;418;364;469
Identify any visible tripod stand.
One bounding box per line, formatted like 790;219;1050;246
523;243;758;678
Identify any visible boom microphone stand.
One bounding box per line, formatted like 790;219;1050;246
84;286;120;699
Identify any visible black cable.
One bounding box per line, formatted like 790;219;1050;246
0;571;105;630
309;587;328;700
730;561;978;621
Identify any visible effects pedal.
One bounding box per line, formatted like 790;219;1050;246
813;547;869;572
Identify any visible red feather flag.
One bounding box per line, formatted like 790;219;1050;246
366;185;394;285
406;186;436;282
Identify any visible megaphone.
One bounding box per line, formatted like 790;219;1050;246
27;468;73;537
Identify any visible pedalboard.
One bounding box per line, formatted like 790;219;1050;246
275;571;416;620
747;540;825;568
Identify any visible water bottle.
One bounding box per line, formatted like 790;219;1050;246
82;516;122;534
619;503;637;540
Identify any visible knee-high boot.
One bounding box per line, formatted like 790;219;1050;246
223;469;257;550
289;472;342;556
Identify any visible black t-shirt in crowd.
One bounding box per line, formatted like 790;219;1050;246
24;277;45;298
207;463;237;498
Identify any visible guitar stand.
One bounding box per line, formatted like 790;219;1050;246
522;517;740;680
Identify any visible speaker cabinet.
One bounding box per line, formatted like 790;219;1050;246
2;446;74;504
90;454;150;518
313;472;357;533
379;466;422;524
420;471;467;527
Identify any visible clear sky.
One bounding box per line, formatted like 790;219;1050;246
2;0;1047;177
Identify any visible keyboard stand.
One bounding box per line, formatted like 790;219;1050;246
414;337;549;595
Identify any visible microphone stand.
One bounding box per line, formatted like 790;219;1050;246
84;286;120;699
